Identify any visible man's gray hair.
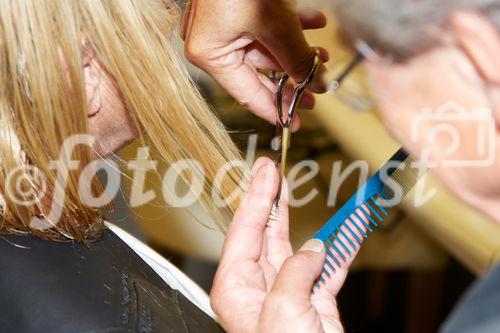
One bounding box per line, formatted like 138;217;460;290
332;0;500;59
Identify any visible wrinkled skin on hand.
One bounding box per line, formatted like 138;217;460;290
211;158;362;333
181;0;329;131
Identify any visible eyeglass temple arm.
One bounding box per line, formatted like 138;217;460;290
334;52;364;88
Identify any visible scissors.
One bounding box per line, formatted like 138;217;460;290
272;51;321;207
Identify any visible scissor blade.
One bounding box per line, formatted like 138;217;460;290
275;127;290;205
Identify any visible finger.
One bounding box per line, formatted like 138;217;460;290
257;78;316;131
265;179;293;272
201;56;311;130
246;43;283;72
257;5;328;94
207;60;278;125
269;239;325;303
279;85;315;133
315;47;330;64
299;91;316;109
199;55;287;129
261;42;328;94
248;44;329;74
220;158;279;265
256;73;303;132
281;86;316;110
246;44;328;82
299;9;328;30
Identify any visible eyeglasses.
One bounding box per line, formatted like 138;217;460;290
327;39;378;112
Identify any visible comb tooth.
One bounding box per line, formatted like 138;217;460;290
324;259;336;273
338;226;357;250
365;200;383;221
378;194;394;210
314;149;423;291
326;238;347;262
332;232;351;255
373;196;389;215
348;217;368;238
343;220;363;244
325;245;343;267
359;205;378;227
353;210;373;232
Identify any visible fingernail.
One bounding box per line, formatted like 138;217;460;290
251;160;267;178
299;239;324;253
299;7;318;20
252;161;274;181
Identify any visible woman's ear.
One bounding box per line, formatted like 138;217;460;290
450;11;500;86
83;56;102;118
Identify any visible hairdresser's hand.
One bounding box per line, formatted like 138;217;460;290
181;0;329;131
211;157;361;333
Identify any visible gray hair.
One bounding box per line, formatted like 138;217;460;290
332;0;500;59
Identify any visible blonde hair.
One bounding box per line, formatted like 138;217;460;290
0;0;248;240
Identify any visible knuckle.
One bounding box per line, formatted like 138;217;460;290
290;51;316;82
234;95;252;109
285;253;312;270
265;291;285;309
235;83;266;109
264;292;297;316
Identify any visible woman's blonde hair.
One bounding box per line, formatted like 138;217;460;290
0;0;248;240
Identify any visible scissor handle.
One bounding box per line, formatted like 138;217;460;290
275;73;290;129
275;50;321;129
272;51;321;206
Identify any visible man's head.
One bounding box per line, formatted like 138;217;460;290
333;0;500;222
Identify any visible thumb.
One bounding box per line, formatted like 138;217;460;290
271;239;325;302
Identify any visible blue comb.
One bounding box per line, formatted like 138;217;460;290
313;148;425;286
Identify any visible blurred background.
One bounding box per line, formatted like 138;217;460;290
106;6;500;333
